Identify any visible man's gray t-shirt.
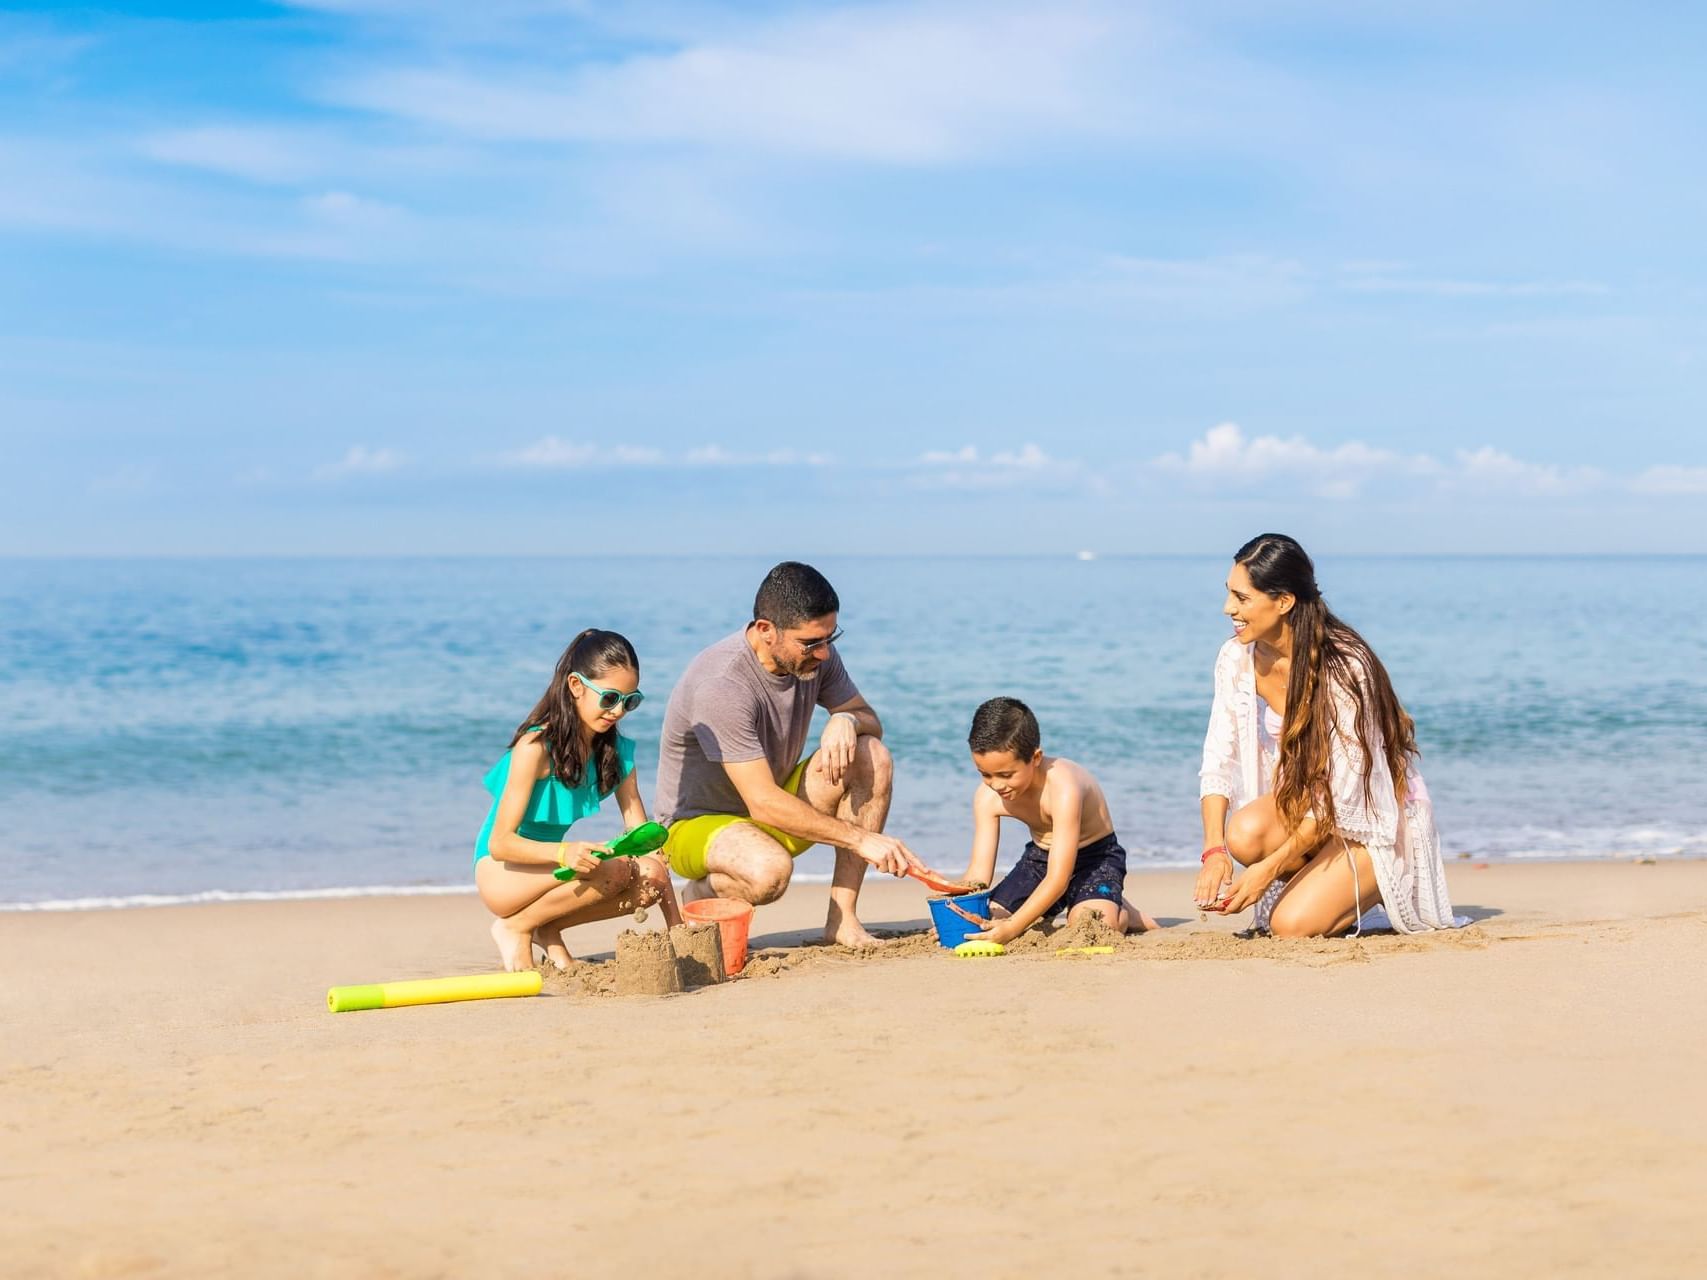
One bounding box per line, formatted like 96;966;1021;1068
655;629;860;824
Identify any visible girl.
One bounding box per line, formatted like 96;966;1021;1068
1194;534;1458;937
476;628;680;971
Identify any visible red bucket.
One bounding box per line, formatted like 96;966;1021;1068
681;898;754;975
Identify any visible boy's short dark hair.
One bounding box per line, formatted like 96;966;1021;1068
968;696;1040;759
753;561;840;630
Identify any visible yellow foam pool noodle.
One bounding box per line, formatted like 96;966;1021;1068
327;970;542;1013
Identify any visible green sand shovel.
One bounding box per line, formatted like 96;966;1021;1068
551;820;670;881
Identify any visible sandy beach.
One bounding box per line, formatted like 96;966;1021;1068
3;860;1704;1279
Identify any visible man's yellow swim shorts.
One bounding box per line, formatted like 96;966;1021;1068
664;756;816;880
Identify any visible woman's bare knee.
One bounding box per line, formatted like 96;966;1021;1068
1226;807;1267;863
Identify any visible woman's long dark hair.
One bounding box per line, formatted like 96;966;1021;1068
510;629;638;795
1234;534;1416;837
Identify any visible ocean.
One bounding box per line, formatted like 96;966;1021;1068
2;555;1702;910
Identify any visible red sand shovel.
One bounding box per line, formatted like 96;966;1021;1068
905;865;981;895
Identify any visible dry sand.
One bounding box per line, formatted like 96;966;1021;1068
3;861;1705;1279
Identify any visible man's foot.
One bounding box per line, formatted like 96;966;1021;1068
490;918;535;972
823;918;889;948
679;876;715;904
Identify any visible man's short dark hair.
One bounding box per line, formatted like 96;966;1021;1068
968;697;1040;759
753;562;840;630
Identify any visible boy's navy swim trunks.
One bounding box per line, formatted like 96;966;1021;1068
989;831;1128;919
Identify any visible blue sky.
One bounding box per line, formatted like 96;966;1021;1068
2;0;1704;555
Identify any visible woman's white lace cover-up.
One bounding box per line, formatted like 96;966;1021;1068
1198;638;1457;933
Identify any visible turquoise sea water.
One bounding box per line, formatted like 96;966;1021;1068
2;555;1703;909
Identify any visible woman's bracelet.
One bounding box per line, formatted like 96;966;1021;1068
558;842;570;869
1201;844;1231;863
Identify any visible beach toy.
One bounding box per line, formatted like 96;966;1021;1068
1055;945;1116;957
327;969;542;1013
553;820;670;881
681;897;754;975
927;890;993;949
953;940;1006;958
906;865;981;895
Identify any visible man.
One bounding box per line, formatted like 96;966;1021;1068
655;561;921;947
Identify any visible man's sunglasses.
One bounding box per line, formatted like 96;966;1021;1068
572;672;645;713
792;627;843;655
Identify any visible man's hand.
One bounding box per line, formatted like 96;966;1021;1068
1194;850;1234;908
853;830;922;877
818;711;859;785
1211;860;1278;914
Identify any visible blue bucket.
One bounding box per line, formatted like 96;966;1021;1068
927;890;993;949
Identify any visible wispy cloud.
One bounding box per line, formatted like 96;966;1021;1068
1449;446;1603;496
1338;262;1608;299
1153;423;1701;502
909;442;1083;490
322;4;1149;165
314;446;406;480
1630;464;1707;496
1156;422;1438;499
495;437;831;468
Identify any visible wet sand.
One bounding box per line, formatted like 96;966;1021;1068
3;860;1704;1278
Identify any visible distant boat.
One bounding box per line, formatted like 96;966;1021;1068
1076;550;1097;561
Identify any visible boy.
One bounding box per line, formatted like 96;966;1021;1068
953;697;1157;944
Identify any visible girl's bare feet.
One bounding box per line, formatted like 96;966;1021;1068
534;924;572;971
490;918;535;972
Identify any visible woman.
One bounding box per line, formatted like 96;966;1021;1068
1194;534;1457;936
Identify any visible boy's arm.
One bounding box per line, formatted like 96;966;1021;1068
971;778;1082;944
958;787;1002;887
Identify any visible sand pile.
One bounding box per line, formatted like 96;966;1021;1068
614;929;682;997
669;922;726;987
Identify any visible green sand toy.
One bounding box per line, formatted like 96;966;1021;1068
552;820;669;881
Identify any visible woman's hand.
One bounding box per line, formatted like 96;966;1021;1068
1194;851;1234;908
1212;859;1279;914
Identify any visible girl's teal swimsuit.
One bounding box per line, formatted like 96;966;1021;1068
474;733;636;864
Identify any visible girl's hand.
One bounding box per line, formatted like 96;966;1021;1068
569;842;608;875
1212;861;1278;914
1194;851;1234;908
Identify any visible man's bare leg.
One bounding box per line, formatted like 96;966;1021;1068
699;822;795;905
801;737;894;947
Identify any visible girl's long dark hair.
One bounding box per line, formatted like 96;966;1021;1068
510;629;638;795
1234;534;1417;837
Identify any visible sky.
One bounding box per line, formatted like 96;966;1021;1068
1;0;1704;555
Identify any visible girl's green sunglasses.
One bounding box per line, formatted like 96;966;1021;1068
572;672;645;713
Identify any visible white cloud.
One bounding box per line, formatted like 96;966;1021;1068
1630;464;1707;496
910;441;1080;490
1156;422;1437;499
139;126;326;185
1338;263;1608;298
324;4;1144;164
496;438;830;469
314;446;406;480
498;438;666;468
1151;423;1705;502
1449;446;1603;496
